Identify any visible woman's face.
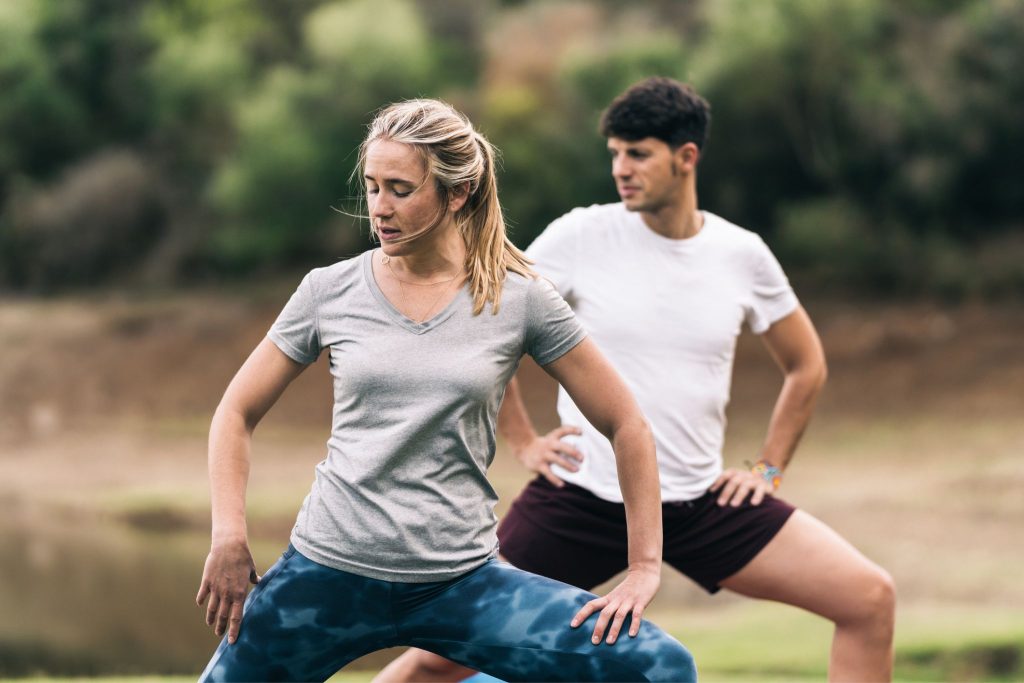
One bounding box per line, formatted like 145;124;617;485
364;140;450;257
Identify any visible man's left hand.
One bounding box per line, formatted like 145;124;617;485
709;468;776;507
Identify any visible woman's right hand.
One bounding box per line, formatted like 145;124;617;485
196;537;261;644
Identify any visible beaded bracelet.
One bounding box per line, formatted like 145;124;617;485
750;460;783;491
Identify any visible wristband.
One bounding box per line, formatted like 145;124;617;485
750;460;783;491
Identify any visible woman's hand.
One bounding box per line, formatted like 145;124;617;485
570;564;661;645
196;537;261;644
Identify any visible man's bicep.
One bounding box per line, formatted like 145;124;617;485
760;306;825;373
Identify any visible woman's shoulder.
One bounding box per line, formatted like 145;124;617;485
501;268;565;310
301;252;368;300
308;251;366;281
501;267;542;293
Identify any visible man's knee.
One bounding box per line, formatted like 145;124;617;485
373;648;470;683
869;567;897;619
849;565;896;631
416;650;468;678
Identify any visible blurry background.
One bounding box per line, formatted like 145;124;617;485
0;0;1021;680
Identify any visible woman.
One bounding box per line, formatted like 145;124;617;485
195;99;696;682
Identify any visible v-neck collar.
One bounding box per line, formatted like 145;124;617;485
361;250;465;335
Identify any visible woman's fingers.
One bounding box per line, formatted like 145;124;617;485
570;595;605;631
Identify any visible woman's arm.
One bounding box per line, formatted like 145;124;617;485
195;338;308;644
540;337;662;645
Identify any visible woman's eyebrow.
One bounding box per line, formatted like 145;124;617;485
364;174;417;185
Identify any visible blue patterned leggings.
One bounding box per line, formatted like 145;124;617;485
199;545;696;682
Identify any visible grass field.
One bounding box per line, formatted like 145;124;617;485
1;292;1022;681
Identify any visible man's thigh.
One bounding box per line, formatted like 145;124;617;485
498;477;628;590
719;509;891;621
662;490;796;593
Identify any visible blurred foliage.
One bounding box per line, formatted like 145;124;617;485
0;0;1021;295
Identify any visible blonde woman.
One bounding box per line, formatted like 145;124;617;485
194;99;695;682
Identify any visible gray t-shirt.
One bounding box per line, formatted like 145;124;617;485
268;250;586;582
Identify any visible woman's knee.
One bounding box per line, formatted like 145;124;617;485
650;640;697;683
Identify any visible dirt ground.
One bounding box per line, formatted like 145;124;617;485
1;287;1023;677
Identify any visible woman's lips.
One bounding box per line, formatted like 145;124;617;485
378;227;401;241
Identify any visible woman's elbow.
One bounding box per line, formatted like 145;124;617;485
612;411;654;448
212;400;257;437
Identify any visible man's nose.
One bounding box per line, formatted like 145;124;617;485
612;157;632;179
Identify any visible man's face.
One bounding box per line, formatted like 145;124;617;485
607;137;686;212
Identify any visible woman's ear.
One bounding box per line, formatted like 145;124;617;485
449;182;470;213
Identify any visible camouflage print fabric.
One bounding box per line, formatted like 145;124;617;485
199;546;696;682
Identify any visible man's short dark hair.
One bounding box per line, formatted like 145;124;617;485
599;77;711;150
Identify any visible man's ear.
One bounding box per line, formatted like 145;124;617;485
677;142;700;172
449;182;470;213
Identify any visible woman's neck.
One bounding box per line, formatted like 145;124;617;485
387;223;466;281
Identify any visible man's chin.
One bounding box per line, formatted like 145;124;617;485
620;196;646;212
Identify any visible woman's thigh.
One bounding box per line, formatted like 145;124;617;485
396;560;696;683
199;547;397;682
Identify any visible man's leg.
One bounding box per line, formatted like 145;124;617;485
372;648;476;683
718;509;896;682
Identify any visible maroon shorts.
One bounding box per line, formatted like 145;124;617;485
497;476;796;594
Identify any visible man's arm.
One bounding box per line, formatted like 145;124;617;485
498;376;583;487
710;305;827;506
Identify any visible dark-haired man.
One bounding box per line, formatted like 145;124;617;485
377;78;895;682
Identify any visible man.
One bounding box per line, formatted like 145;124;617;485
376;77;895;682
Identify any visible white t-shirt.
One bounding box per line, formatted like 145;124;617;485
528;203;799;502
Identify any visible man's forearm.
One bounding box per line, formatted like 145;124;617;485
759;365;826;470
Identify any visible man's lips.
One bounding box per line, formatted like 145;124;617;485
618;186;640;196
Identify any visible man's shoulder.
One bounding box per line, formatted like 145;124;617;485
542;202;629;243
555;201;628;226
703;212;772;253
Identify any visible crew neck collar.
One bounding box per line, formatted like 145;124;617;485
627;208;714;253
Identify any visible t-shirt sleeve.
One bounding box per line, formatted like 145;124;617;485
524;276;587;366
524;212;580;301
267;272;322;364
745;239;800;334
